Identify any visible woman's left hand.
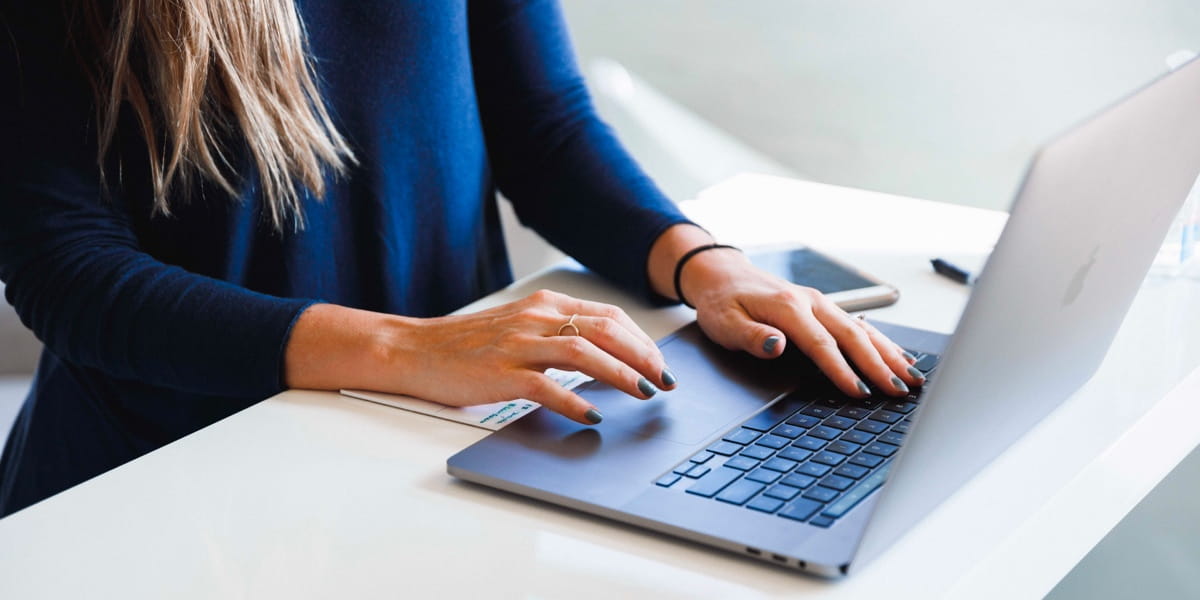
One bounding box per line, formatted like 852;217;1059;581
649;225;925;398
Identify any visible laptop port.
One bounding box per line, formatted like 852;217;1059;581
771;554;788;563
745;547;761;556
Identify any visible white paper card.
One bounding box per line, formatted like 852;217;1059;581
340;369;593;431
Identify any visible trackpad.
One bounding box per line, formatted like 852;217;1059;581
576;323;822;445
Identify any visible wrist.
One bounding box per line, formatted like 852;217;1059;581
676;246;751;309
646;223;716;300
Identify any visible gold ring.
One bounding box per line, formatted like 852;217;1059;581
557;314;581;336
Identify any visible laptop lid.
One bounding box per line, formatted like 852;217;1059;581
852;57;1200;570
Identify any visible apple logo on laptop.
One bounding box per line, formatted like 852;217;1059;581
1063;246;1099;306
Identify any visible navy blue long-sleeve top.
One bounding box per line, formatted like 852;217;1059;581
0;0;691;516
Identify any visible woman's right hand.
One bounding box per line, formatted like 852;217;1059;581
284;290;677;425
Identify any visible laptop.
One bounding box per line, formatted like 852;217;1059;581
447;57;1200;577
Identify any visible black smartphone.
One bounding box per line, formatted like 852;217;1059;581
748;246;899;311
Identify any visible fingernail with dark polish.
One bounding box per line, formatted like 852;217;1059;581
906;365;925;382
891;376;910;394
856;380;872;397
902;351;917;363
637;377;657;398
584;408;603;424
763;336;781;354
661;369;677;387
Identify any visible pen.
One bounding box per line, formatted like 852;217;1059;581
930;258;977;285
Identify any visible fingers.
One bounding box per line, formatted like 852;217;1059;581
531;335;660;400
525;289;674;390
515;372;603;426
810;302;914;396
852;316;926;387
698;306;787;360
570;315;675;390
744;296;868;398
572;298;659;351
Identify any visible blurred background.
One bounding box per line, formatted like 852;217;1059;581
1;1;1197;595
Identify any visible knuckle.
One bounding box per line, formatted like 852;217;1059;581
769;289;797;305
517;374;551;400
593;317;619;341
562;336;589;360
529;289;557;304
809;333;839;351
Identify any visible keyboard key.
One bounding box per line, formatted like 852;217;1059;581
914;353;939;372
849;453;885;468
707;441;741;456
741;397;808;432
778;498;823;521
765;484;802;500
763;457;799;472
823;416;856;430
747;496;785;513
756;434;789;449
724;456;760;471
865;442;899;457
799;405;836;419
723;428;761;445
851;396;884;410
827;440;861;455
672;463;692;475
656;473;681;487
879;431;905;446
778;447;813;462
771;424;805;439
836;406;872;420
892;423;911;434
685;464;711;479
855;420;888;434
835;464;870;479
785;414;821;429
884;400;917;414
840;430;874;445
809;426;841;440
813;451;848;467
809;515;836;528
780;473;817;489
870;410;903;424
797;462;831;477
716;479;766;505
689;451;714;464
802;486;839;503
746;468;782;484
820;474;855;491
822;463;892;518
740;445;774;460
793;436;827;451
685;467;742;497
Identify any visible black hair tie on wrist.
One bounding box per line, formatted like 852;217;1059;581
673;243;742;308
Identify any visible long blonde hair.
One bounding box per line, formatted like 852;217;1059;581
85;0;355;231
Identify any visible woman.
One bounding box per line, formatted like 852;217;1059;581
0;0;923;517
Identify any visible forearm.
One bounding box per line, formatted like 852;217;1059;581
283;303;416;391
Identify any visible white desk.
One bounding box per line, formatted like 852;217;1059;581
2;174;1198;599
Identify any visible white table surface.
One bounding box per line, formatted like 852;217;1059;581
2;174;1198;599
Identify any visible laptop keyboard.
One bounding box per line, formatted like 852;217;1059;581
654;351;940;528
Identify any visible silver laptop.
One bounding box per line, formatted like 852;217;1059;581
447;57;1200;577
